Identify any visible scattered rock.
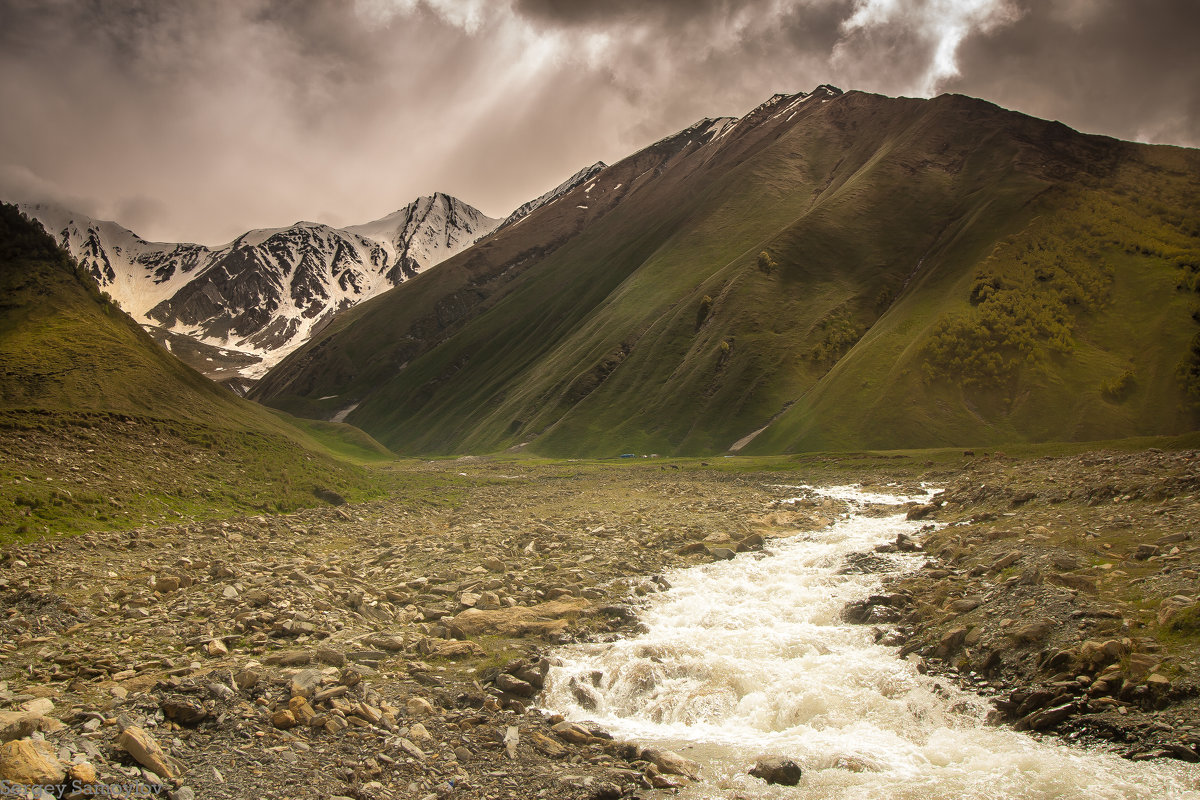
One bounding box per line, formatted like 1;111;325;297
452;599;590;637
906;503;937;520
551;721;593;744
0;709;62;742
67;760;98;785
1157;596;1196;627
406;697;435;717
161;697;208;725
1134;544;1161;560
290;669;324;699
949;595;983;613
495;673;537;697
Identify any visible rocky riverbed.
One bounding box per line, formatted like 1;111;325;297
1;450;1198;798
843;448;1200;763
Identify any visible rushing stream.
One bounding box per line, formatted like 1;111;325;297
543;485;1200;799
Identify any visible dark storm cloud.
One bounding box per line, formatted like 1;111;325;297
946;0;1200;147
0;0;1194;244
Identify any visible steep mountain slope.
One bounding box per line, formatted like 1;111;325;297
0;203;389;538
15;193;499;382
252;87;1200;456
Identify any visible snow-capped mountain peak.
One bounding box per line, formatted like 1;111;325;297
14;195;500;382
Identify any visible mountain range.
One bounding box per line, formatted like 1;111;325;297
247;85;1200;456
12;193;501;386
8;84;1200;457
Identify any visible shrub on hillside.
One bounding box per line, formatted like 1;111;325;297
809;308;864;365
921;189;1135;387
1100;370;1136;401
875;287;894;310
1178;333;1200;400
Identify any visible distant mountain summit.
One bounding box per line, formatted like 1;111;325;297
15;193;499;384
500;161;607;231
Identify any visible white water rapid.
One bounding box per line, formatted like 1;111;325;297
542;485;1200;799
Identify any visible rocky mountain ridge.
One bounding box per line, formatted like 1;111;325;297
499;161;607;231
14;193;501;383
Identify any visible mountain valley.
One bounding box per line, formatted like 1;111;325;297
3;82;1200;800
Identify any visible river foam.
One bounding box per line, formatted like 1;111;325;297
543;484;1200;799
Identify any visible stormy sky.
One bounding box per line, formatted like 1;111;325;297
1;0;1196;244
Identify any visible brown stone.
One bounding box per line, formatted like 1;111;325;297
1047;573;1098;593
406;697;435;717
551;720;593;744
0;739;65;786
1146;673;1171;692
749;755;802;786
161;697;208;725
991;552;1022;571
495;673;536;697
948;596;983;613
1012;620;1053;644
1158;596;1196;627
0;710;63;742
416;639;487;659
154;575;181;593
641;746;700;779
289;697;316;726
1134;544;1161;560
527;731;567;757
934;626;970;659
272;709;298;729
67;760;98;785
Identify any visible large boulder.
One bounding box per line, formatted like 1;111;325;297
749;755;802;785
0;739;66;786
0;709;63;742
1158;595;1196;627
452;599;590;636
640;747;700;780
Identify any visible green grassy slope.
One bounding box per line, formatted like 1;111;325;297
0;204;392;539
254;90;1200;456
748;139;1200;452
